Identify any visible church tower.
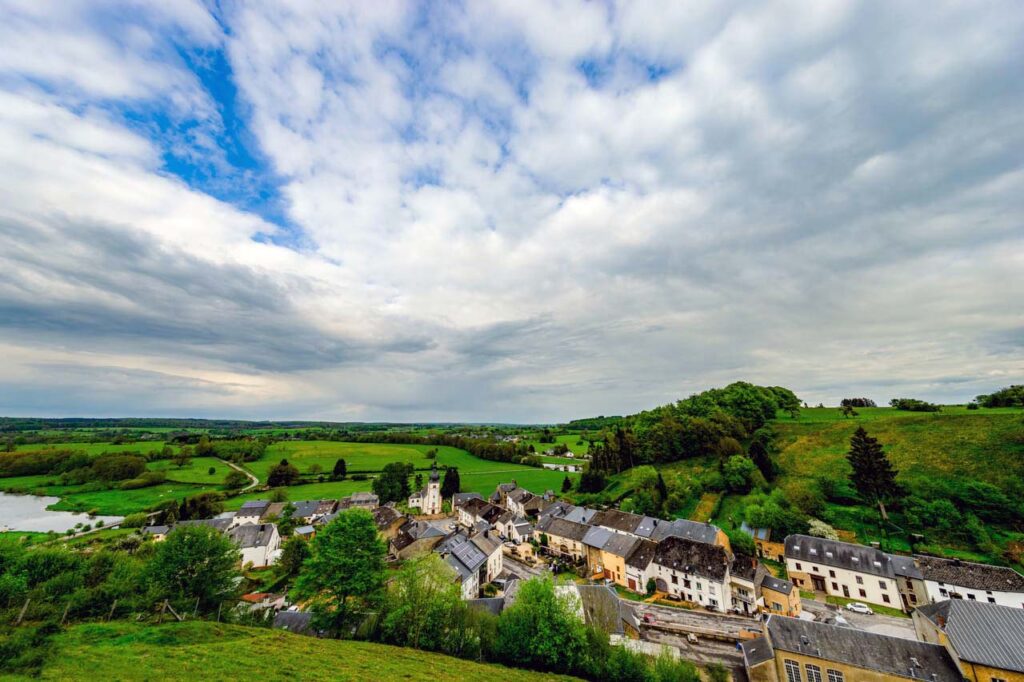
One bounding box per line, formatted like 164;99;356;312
424;461;442;515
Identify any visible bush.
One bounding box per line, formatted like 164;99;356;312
119;470;166;489
121;513;149;528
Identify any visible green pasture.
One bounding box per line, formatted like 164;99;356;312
13;441;168;455
147;457;233;483
522;433;589;456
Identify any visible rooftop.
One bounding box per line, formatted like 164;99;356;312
760;573;795;595
785;534;895;578
917;599;1024;673
652;535;729;581
766;616;961;681
915;555;1024;593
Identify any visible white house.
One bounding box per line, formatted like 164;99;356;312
649;536;732;612
232;500;270;527
915;555;1024;609
228;523;281;568
785;534;903;611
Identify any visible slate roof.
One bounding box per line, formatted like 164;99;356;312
731;554;758;582
760;573;795;595
452;492;482;508
290;500;321;520
294;525;315;536
238;500;270;515
461;497;490;516
372;505;403;529
273;610;315;636
466;597;505;617
740;637;775;668
262;502;287;519
391;519;445;551
917;600;1024;673
590;509;643;534
470;531;501;558
652;536;730;582
570;584;639;636
626;539;658;570
889;554;923;580
175;518;232;532
740;522;771;542
915;555;1024;593
649;518;720;545
603;533;640;558
766;616;961;681
480;505;506;524
536;516;590;542
228;523;277;549
437;532;488;574
785;534;895;578
142;525;169;535
582;525;615;550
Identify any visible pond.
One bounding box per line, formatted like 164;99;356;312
0;492;122;532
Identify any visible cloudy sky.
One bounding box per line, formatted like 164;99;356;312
0;1;1021;422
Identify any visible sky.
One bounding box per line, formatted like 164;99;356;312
0;1;1021;423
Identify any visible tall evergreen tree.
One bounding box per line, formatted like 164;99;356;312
332;458;347;480
655;472;669;504
846;426;902;518
440;467;460;499
749;439;777;481
561;475;572;493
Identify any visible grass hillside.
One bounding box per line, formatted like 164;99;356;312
773;408;1024;488
1;621;578;681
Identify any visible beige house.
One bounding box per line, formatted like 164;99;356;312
535;515;589;561
914;599;1024;682
742;616;962;682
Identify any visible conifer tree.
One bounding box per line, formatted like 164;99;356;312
847;426;901;519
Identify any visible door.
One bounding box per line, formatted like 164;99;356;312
628;578;636;591
811;575;826;592
842;585;850;598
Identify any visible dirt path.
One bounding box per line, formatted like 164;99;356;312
221;458;259;492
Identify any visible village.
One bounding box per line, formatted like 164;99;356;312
142;461;1024;682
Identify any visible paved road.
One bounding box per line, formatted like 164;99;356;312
800;599;915;639
628;600;757;638
641;628;745;669
503;553;551;580
220;458;259;492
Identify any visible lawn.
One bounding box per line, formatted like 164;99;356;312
522;433;590;456
46;482;211;516
147;457;233;484
21;621;578;681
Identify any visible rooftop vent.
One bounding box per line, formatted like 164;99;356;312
851;557;860;563
825;551;833;558
874;561;882;568
911;657;921;668
809;548;818;556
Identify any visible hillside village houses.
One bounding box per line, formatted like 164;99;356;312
785;534;1024;612
914;600;1024;681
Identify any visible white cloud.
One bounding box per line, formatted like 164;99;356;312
0;0;1021;421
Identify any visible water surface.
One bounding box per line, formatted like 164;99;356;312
0;492;122;532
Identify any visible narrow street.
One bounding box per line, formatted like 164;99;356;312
220;458;259;492
799;598;915;639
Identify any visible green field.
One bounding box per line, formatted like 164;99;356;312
773;408;1024;488
14;441;168;454
148;457;234;483
523;433;589;456
5;621;576;681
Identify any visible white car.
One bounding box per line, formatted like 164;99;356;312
845;602;873;615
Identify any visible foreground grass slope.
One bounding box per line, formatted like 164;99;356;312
2;621;577;682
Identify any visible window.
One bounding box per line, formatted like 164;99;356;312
859;589;866;598
684;579;691;589
829;570;836;578
991;678;1007;682
939;588;948;596
805;664;823;682
827;670;845;682
696;582;703;591
812;566;820;572
882;594;891;604
784;660;802;682
879;581;887;590
855;576;863;585
831;582;838;591
671;575;678;584
773;601;783;611
967;594;976;600
795;563;802;570
988;597;996;604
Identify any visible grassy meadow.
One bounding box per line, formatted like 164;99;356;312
6;621;577;682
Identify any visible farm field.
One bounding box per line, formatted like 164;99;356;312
13;441;168;454
147;457;233;483
10;621;577;682
522;433;589;456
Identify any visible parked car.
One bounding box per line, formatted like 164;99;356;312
845;602;873;615
641;613;655;624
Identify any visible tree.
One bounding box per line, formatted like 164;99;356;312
195;435;214;456
561;476;573;493
726;529;756;556
440;467;461;499
277;503;298;537
721;455;757;493
309;463;323;475
493;576;591;675
146;525;239;613
293;510;387;636
332;458;347;480
223;469;249;490
207;466;216;476
578;468;607;493
378;554;476;658
655;472;668;503
807;518;839;540
846;427;902;518
172;448;191;469
276;535;311;578
839;405;858;418
414;473;424;491
267;459;300;487
372;462;413;503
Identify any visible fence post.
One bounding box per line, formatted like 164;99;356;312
15;598;30;625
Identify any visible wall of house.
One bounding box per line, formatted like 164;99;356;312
731;577;757;615
912;613;1024;682
756;539;786;562
600;550;628;587
771;651;917;682
538;531;585;561
650;563;729;612
760;587;801;617
625;564;651;594
460;573;479;600
746;660;779;682
895;575;928;611
786;558;902;611
923;579;1024;609
958;661;1024;682
486;549;503;583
